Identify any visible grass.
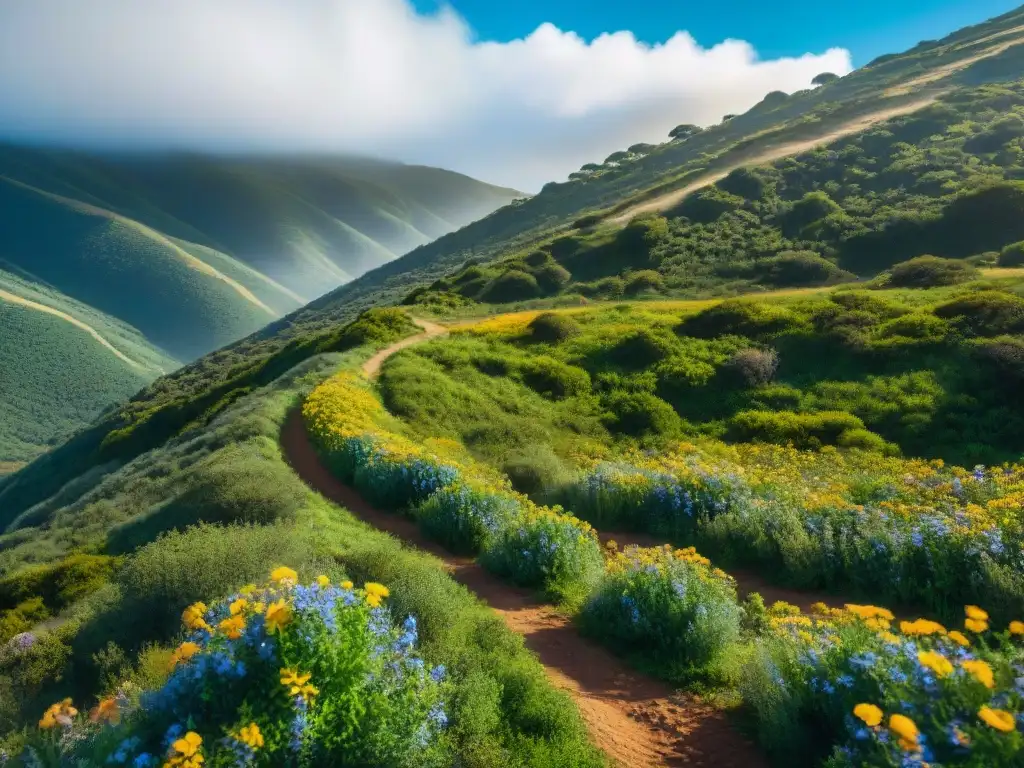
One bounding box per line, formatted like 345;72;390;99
0;340;603;767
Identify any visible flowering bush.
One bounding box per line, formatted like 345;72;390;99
480;505;604;604
22;570;448;767
742;602;1024;766
415;481;522;555
580;545;741;680
563;445;1024;622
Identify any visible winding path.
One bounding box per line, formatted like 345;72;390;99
281;407;765;768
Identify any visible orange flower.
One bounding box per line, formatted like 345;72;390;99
218;615;246;640
265;599;292;633
962;659;995;689
89;697;120;724
979;706;1016;732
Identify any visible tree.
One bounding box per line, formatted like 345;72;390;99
604;150;632;164
669;124;701;140
580;163;602;172
723;114;737;122
627;143;657;155
812;72;839;86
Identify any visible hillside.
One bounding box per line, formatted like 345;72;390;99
0;149;519;463
6;7;1024;766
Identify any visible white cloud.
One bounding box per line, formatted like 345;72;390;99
0;0;852;191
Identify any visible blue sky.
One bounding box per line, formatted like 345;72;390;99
412;0;1021;65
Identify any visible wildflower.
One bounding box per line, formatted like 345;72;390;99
265;599;292;633
1010;621;1024;636
364;582;390;608
228;598;248;616
181;602;210;632
978;706;1016;732
280;668;317;700
236;723;264;750
89;696;119;724
271;566;298;586
966;606;989;622
853;703;883;727
239;584;257;596
316;575;330;587
169;642;202;669
962;659;996;689
899;618;946;636
947;630;971;647
341;580;354;589
846;604;895;622
38;698;77;729
168;731;203;764
918;650;953;678
966;617;989;633
218;615;246;640
889;714;920;751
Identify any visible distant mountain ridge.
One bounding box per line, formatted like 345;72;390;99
0;148;520;464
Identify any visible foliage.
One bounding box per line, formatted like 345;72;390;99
886;256;980;288
19;571;449;767
742;602;1024;767
580;545;741;682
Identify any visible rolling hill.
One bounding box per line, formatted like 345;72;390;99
5;6;1024;766
0;149;521;464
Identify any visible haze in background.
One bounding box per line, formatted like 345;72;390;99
0;0;851;190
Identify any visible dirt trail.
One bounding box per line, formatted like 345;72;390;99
281;409;766;768
885;35;1024;96
0;288;154;372
362;317;448;377
610;96;939;225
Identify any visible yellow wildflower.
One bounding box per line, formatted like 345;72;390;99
899;618;946;637
1010;621;1024;636
169;642;202;669
182;602;211;632
918;650;953;678
965;617;989;633
846;604;895;622
38;698;77;729
265;599;292;633
889;714;920;751
364;582;390;608
271;566;298;585
962;659;995;689
281;668;318;701
171;731;203;757
965;605;989;622
947;630;971;647
219;615;246;640
229;598;248;616
316;575;330;587
853;703;883;728
979;706;1016;733
236;723;264;749
239;584;257;596
341;580;354;590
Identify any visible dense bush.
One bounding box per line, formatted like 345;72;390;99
750;251;854;287
608;329;677;367
603;391;680;437
0;555;118;613
680;300;804;340
623;270;665;295
998;241;1024;267
580;546;740;682
886;256;980;288
520;357;591;399
480;270;541;303
934;290;1024;335
22;572;449;767
527;312;581;343
729;409;876;450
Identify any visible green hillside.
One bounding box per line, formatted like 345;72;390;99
0;269;178;466
0;150;519;462
7;8;1024;765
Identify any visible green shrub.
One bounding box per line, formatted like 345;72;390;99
886;255;980;288
750;251;854;287
999;241;1024;267
680;300;803;340
580;546;741;682
674;188;745;223
415;482;521;555
531;262;572;293
0;554;119;613
519;357;591;399
574;276;625;299
876;312;950;341
481;270;541;303
718;167;770;200
729;409;869;449
603;391;680;437
0;597;48;643
780;191;842;237
836;428;893;453
933;290;1024;335
974;336;1024;384
608;330;677;368
500;447;571;497
527;312;581;343
624;270;665;295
